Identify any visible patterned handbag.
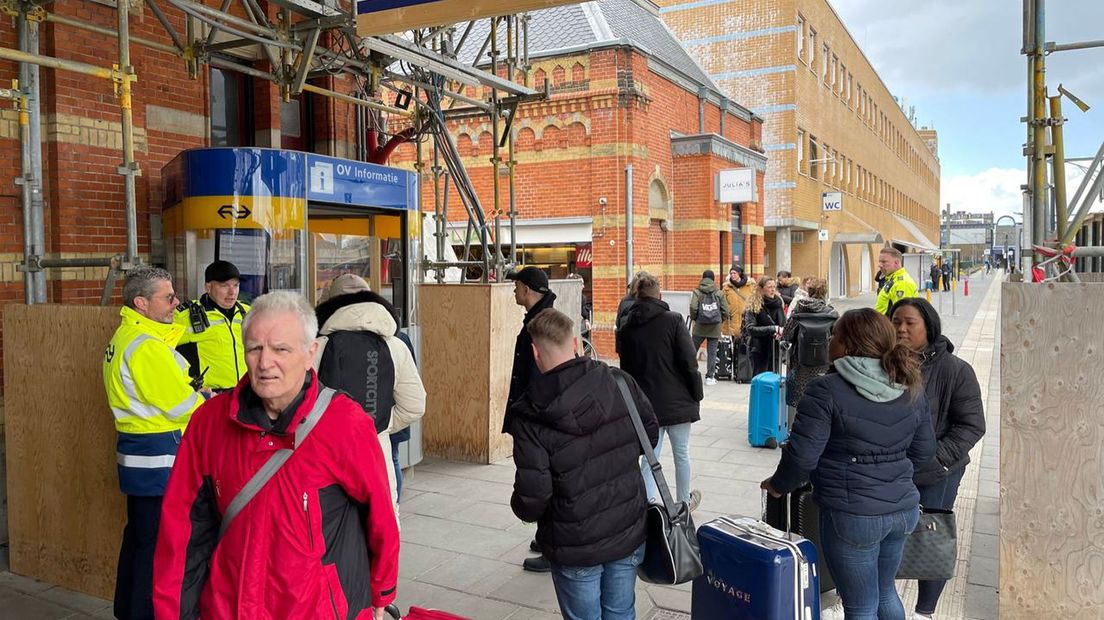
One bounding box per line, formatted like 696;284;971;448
896;507;957;580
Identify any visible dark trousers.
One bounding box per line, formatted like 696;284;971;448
114;495;163;620
914;466;966;615
750;341;776;376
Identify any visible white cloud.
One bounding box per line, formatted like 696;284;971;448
942;166;1104;221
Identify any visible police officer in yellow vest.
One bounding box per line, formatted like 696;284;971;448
875;246;919;315
103;266;207;620
175;260;251;391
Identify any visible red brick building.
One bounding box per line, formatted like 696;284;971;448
393;0;767;351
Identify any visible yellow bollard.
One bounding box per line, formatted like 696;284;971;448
926;288;931;302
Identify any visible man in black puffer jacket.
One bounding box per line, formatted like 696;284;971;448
619;271;704;510
511;309;659;619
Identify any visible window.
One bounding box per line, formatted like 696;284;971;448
809;28;817;68
209;64;255;147
831;55;838;90
809;137;819;178
846;71;852;101
822;44;830;82
797;128;806;171
797;15;806;61
822;143;830;179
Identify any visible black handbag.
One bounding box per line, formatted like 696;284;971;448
614;375;703;585
896;507;957;580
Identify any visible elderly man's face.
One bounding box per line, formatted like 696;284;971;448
244;311;317;414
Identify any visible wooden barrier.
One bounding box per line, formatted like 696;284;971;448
1000;283;1104;618
419;284;520;463
3;304;124;599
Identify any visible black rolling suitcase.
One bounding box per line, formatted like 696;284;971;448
763;484;836;593
715;337;734;380
733;337;754;383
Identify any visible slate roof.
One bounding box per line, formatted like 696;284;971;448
456;0;727;100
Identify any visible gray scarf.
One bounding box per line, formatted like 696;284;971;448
832;356;906;403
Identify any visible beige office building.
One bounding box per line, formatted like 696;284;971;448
657;0;941;295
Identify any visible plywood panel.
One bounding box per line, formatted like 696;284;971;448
420;284;522;463
1000;283;1104;619
4;304;124;599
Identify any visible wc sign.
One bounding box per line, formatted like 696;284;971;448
822;191;843;211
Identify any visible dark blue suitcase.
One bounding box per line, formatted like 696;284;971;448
691;515;820;619
748;371;787;448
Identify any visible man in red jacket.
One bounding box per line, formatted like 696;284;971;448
154;291;399;619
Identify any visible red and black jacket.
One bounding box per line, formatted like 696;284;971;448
153;371;399;619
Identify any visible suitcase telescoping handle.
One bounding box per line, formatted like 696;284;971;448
761;489;794;541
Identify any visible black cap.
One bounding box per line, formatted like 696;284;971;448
702;270;715;281
506;266;550;294
205;260;241;283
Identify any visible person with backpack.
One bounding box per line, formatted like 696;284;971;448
313;274;427;512
690;270;731;385
782;278;838;411
743;276;787;376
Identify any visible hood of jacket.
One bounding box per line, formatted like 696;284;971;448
833;356;906;403
697;278;718;294
512;358;622;436
921;334;955;364
316;290;398;337
793;297;835;315
624;297;669;327
120;305;187;347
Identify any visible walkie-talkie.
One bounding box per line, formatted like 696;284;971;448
177;300;210;334
190;366;210;392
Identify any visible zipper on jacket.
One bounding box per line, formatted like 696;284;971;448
228;311;241;380
303;492;313;550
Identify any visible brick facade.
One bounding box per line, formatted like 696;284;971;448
391;46;766;352
657;0;941;296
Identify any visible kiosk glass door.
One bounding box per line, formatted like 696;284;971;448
308;206;407;323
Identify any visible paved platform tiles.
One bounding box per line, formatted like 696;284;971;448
0;271;1002;619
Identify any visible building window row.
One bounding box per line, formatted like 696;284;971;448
796;127;936;229
794;15;938;190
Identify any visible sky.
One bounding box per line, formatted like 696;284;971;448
829;0;1104;221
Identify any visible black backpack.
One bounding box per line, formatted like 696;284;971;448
317;331;396;433
793;312;838;368
697;292;722;325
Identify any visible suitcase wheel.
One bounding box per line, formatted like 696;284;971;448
765;437;778;449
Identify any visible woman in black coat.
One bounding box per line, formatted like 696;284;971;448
763;309;936;620
889;298;985;619
743;276;787;376
618;272;704;511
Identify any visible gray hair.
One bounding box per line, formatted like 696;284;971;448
242;291;318;351
122;266;173;309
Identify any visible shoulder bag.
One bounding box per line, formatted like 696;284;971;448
614;375;703;585
895;506;957;580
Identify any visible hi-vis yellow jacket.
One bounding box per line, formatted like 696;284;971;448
104;306;203;496
174;297;251;390
875;267;919;315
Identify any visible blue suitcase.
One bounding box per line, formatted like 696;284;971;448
748;371;787;448
691;515;820;620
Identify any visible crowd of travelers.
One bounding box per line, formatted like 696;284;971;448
102;249;985;620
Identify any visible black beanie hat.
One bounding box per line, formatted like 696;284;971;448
702;269;716;281
889;297;941;344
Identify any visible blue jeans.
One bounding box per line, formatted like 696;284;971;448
390;438;404;501
915;467;966;614
819;506;920;620
550;543;645;620
641;423;692;504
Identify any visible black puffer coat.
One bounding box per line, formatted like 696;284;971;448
769;373;936;516
510;358;659;567
744;296;786;354
913;336;986;487
503;291;557;434
618;297;703;427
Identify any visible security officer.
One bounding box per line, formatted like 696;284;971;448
874;246;919;315
175;260;250;391
103;266;207;620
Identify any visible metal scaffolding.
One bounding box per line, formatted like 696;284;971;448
2;0;544;303
1022;0;1104;282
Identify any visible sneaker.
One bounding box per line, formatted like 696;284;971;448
688;489;702;513
821;601;845;620
911;614;934;620
522;555;552;573
705;377;717;385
